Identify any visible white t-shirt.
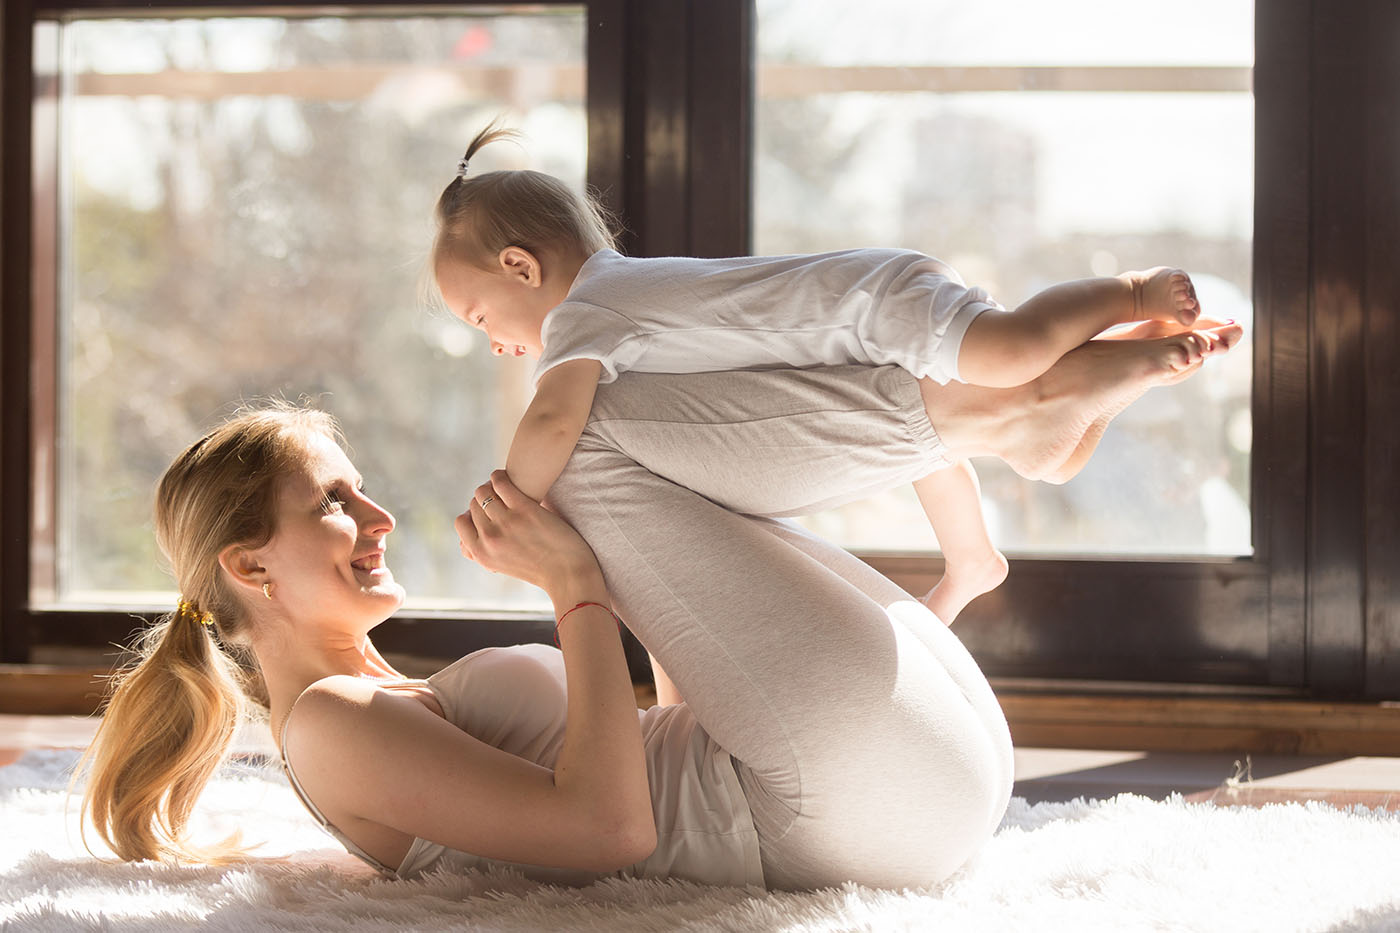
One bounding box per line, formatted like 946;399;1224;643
534;248;1002;386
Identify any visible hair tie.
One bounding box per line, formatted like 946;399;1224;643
177;599;214;627
455;157;470;179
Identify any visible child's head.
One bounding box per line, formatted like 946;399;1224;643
432;121;618;274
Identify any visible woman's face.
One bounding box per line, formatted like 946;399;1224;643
256;432;405;630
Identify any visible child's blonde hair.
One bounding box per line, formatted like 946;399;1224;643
78;402;341;863
431;120;619;272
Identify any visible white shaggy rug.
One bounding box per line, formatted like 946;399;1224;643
3;750;1399;932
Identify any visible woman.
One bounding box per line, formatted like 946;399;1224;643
80;325;1237;890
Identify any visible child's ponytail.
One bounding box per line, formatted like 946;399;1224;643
432;119;620;271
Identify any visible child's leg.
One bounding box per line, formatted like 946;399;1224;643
912;460;1008;625
956;267;1201;388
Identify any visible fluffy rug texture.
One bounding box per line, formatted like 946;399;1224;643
2;749;1398;932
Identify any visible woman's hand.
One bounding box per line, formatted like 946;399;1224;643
455;470;602;595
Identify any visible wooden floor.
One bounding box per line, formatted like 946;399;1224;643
5;712;1399;811
7;662;1400;808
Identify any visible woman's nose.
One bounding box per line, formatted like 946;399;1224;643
360;496;396;534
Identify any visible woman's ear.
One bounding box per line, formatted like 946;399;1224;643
217;543;268;600
498;246;544;287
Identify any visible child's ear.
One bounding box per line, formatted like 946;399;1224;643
498;246;543;287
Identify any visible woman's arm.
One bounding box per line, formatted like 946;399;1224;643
286;472;654;872
505;358;603;501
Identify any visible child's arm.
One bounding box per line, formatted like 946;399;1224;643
505;358;604;502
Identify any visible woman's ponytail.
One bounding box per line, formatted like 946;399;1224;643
79;608;248;862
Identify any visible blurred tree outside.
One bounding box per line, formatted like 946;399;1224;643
754;0;1254;556
59;11;585;607
50;1;1256;615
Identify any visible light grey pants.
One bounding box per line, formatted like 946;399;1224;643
548;364;1013;891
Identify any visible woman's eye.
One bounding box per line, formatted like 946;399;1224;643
321;492;346;513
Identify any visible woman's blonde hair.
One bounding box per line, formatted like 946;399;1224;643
431;120;620;274
78;401;341;863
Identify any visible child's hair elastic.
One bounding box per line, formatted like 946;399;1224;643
455;157;470;179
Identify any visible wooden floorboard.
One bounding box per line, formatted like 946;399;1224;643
1000;693;1400;756
6;666;1400;756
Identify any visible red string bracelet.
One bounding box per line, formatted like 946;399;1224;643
554;601;624;647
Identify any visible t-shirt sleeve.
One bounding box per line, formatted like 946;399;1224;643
533;302;644;385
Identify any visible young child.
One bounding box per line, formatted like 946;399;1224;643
431;124;1211;625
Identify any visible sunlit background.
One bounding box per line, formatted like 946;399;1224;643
38;1;1252;612
756;0;1253;556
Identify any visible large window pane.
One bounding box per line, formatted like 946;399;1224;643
40;9;585;609
756;0;1254;556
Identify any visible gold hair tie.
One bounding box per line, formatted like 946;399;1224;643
177;599;214;627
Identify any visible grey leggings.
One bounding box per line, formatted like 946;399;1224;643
548;364;1013;891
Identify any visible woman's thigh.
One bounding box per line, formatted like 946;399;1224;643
548;365;1012;888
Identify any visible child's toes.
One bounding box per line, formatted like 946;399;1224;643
1171;274;1200;323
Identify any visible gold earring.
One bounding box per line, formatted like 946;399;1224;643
263;582;273;600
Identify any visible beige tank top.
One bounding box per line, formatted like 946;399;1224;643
280;643;764;887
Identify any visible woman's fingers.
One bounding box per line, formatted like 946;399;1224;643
472;479;498;511
483;469;528;508
454;509;480;560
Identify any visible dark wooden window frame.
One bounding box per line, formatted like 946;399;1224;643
3;0;1397;700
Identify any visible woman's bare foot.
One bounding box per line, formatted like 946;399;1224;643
922;550;1009;626
994;319;1242;481
1041;417;1111;486
1036;318;1241;483
1120;267;1201;328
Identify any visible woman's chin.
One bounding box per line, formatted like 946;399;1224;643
360;569;406;607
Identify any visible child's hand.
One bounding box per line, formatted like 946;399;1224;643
454;470;600;590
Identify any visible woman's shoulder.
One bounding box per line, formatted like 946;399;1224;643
280;675;392;738
283;673;440;737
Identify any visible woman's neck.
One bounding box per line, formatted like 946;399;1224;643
256;625;404;720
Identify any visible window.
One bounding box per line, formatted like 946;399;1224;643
9;2;1396;697
755;0;1253;556
33;8;586;611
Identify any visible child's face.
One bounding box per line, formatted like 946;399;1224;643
436;253;547;358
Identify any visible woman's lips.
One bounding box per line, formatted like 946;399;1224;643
351;552;384;572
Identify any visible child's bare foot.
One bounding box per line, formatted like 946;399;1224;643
1120;267;1200;329
997;319;1242;481
922;550;1009;625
